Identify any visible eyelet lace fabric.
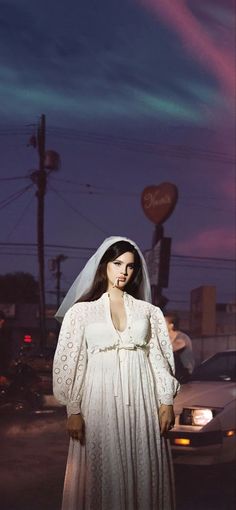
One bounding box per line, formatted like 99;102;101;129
53;293;179;510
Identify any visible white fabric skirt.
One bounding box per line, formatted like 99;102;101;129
62;348;175;510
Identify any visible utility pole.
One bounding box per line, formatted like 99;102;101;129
30;114;47;352
30;114;60;353
37;114;46;351
53;255;68;309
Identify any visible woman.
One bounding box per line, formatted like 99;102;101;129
53;236;179;510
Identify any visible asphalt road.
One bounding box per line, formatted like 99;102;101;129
0;411;235;510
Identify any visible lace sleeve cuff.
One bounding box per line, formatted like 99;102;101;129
158;394;174;406
67;401;81;417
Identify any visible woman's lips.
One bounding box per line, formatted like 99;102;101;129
113;276;126;288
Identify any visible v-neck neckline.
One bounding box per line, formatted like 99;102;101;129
103;291;129;334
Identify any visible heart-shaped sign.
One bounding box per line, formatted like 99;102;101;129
141;182;178;224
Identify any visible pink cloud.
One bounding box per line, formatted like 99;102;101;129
139;0;235;97
174;227;236;257
221;176;236;201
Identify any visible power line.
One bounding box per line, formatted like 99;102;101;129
171;263;235;271
0;242;94;250
0;176;29;182
46;127;235;164
48;126;232;158
1;250;233;271
50;183;234;213
0;241;235;263
172;254;235;263
0;251;88;261
0;184;34;211
0;252;235;275
51;178;138;197
4;193;35;242
51;178;234;202
0;124;232;159
50;178;235;213
167;299;189;304
4;173;232;202
0;124;234;164
48;184;109;236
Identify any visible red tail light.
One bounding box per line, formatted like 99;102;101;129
24;334;32;344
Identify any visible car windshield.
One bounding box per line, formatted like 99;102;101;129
191;352;236;382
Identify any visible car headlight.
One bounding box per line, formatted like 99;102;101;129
180;407;215;426
192;409;213;426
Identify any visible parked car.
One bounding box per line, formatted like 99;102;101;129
0;360;43;414
23;355;53;395
169;350;236;465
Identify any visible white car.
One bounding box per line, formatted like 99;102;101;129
169;350;236;465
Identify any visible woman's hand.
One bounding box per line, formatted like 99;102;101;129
67;414;85;444
159;404;175;436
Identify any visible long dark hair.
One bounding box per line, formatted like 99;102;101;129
78;241;142;302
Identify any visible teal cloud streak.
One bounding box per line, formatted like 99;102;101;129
0;65;205;125
0;0;233;130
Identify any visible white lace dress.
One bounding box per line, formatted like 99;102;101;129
53;292;179;510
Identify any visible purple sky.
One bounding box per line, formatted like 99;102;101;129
0;0;235;309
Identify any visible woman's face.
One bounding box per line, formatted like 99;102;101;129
106;251;135;290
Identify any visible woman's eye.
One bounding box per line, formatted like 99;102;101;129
114;262;121;266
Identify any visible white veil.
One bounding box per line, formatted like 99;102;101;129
55;236;152;321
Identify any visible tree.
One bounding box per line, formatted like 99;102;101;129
0;272;39;303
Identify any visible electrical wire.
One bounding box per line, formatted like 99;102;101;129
0;249;234;272
4;193;35;242
171;263;235;271
48;126;229;158
50;177;234;213
46;126;235;164
51;177;233;202
0;241;235;263
0;251;88;260
0;184;34;211
167;299;189;304
0;242;95;251
50;183;234;213
51;177;138;196
0;176;29;182
172;254;235;263
0;124;234;164
48;184;109;235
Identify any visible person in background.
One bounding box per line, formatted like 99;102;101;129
0;310;12;374
165;312;195;383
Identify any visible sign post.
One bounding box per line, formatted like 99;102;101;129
141;183;178;308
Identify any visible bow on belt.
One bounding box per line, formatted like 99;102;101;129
91;343;147;406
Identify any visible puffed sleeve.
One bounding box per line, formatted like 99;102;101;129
53;303;87;416
148;305;180;406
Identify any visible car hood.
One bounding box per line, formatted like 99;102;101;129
174;381;236;413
